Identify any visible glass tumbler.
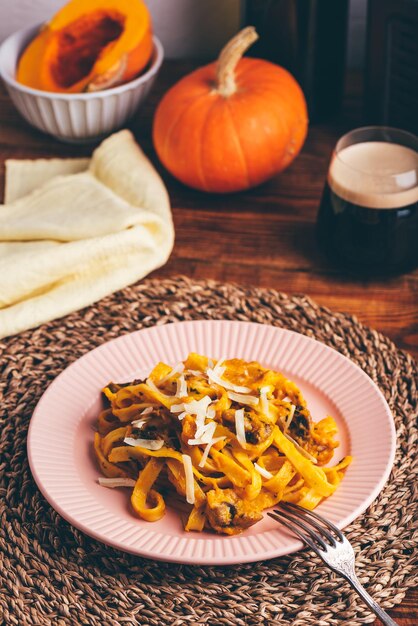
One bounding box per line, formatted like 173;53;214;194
316;126;418;275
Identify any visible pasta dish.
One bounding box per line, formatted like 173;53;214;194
94;353;351;535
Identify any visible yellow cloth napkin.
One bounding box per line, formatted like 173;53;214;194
0;130;174;339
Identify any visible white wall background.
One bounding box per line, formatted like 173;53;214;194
0;0;242;58
0;0;367;67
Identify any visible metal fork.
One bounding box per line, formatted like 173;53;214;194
268;503;398;626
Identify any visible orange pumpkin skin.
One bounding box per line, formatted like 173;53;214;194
17;0;153;93
153;56;308;193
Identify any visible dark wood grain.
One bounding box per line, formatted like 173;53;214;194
0;62;416;624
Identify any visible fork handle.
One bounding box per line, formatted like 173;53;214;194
342;572;399;626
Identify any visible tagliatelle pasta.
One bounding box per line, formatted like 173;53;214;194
95;353;352;535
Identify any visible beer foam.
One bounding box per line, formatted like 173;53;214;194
328;142;418;209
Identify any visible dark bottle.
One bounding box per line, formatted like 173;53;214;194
316;127;418;276
365;0;418;135
244;0;350;121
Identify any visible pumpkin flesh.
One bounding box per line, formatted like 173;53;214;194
17;0;153;93
49;11;125;89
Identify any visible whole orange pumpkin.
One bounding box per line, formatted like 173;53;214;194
153;27;308;193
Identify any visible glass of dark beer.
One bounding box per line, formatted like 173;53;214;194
316;126;418;275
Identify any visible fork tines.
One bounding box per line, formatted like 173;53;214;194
267;502;344;553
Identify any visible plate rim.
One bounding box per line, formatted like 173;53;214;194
27;320;397;565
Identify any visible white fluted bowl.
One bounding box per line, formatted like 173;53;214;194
0;23;163;143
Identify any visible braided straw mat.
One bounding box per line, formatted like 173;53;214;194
0;276;416;626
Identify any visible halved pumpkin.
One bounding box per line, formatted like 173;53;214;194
17;0;153;93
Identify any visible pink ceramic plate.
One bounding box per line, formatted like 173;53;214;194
28;321;396;565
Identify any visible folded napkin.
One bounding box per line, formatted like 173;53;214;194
0;130;174;339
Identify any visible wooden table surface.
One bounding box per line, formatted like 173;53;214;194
1;61;417;625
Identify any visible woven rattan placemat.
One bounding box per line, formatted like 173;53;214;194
0;276;416;626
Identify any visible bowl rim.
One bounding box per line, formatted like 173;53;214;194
0;22;164;100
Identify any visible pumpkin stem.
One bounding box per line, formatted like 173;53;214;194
216;26;259;97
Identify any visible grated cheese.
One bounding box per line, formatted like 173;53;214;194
170;403;185;413
194;413;205;434
283;432;318;464
130;418;147;428
235;408;247;448
194;420;213;441
130;408;154;427
189;421;216;446
186;395;212;417
254;463;273;480
216;356;226;372
171;395;214;427
259;390;270;417
206;406;216;419
98;477;136;488
145;377;174;399
207;367;252;394
176;374;188;398
227;390;259;407
124;437;164;450
186;369;206;377
282;404;296;432
157;363;184;384
184;395;212;415
207;357;252;393
199;436;226;468
182;454;195;504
